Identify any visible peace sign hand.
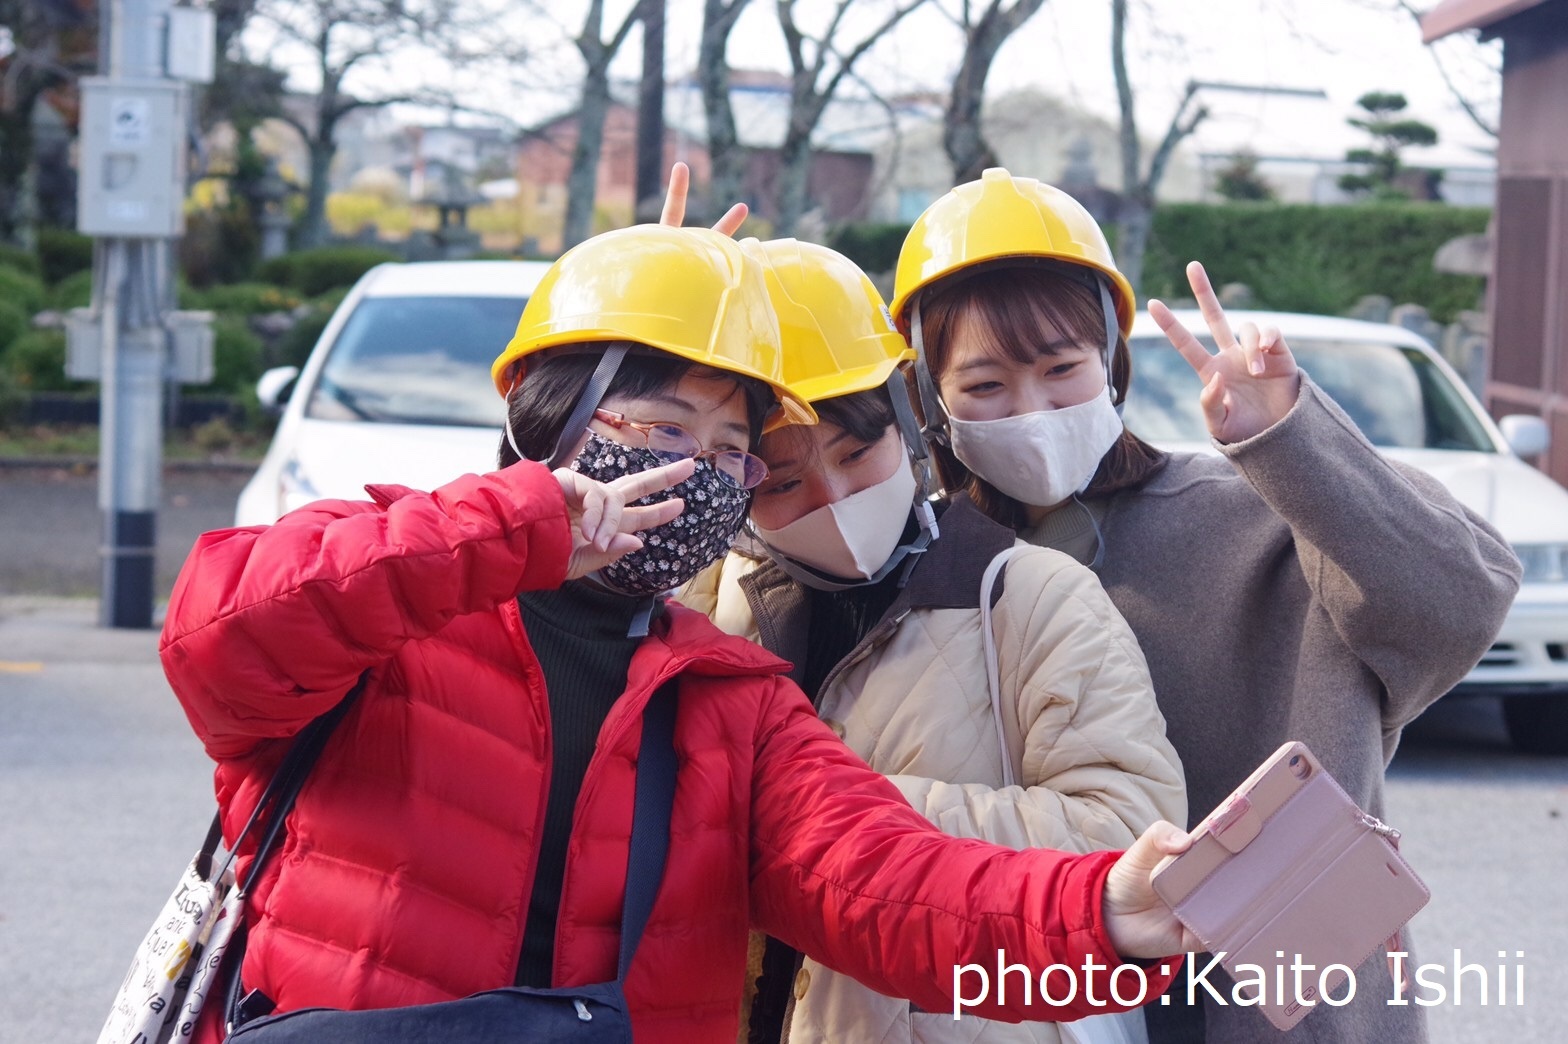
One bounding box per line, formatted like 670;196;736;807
1148;261;1302;444
553;457;695;580
660;161;748;236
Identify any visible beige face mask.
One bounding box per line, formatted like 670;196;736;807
753;461;919;581
946;384;1124;507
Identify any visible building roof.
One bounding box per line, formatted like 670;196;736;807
1421;0;1553;42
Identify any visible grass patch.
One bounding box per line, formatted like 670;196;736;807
0;423;269;462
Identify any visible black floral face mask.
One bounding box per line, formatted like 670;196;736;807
571;432;751;596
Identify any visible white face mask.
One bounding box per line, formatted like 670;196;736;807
754;459;918;580
946;385;1124;507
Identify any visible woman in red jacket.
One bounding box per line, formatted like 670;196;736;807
160;224;1193;1043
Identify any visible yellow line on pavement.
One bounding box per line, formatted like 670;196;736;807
0;661;45;673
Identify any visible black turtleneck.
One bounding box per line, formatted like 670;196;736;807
514;581;660;987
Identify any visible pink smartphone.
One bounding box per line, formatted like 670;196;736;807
1151;741;1429;1031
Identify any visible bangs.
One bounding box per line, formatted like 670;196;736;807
922;265;1105;375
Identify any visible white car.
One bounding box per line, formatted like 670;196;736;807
236;260;552;527
1125;310;1568;754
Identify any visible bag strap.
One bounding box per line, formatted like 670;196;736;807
209;672;371;893
616;678;680;980
980;547;1020;790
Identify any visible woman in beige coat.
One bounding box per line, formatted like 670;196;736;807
682;238;1186;1044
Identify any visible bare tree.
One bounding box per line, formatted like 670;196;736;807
251;0;464;248
562;0;642;248
634;0;667;216
1110;0;1206;295
940;0;1049;184
774;0;927;237
1393;0;1499;139
698;0;751;218
0;0;94;243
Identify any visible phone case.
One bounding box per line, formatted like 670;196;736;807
1150;741;1429;1032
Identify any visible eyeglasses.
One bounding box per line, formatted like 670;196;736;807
592;409;769;490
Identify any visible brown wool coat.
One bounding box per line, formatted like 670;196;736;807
1023;378;1521;1044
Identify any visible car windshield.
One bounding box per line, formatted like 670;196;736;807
1124;336;1496;452
306;295;526;427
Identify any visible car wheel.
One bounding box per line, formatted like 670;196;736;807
1502;696;1568;756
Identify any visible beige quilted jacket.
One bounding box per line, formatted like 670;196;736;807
681;498;1186;1044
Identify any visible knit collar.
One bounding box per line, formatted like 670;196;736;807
519;580;665;643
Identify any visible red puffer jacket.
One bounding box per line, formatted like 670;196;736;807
160;461;1175;1043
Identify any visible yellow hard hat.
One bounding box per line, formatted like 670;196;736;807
492;224;815;426
740;238;914;407
890;167;1135;335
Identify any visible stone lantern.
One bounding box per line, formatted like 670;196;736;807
255;158;292;260
418;166;483;260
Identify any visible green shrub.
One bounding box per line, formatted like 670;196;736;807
0;266;47;316
0;300;28;354
828;223;908;276
188;282;303;315
0;243;40;277
50;269;94;311
257;245;400;297
212;315;266;394
826;203;1490;324
275;306;333;368
35;228;94;285
4;329;78;392
1144;203;1489;323
1249;241;1363;316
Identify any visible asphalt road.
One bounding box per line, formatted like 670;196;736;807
1;466;1564;1042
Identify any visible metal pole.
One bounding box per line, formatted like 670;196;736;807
95;0;174;628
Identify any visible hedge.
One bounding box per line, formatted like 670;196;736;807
50;269;94;311
256;245;400;297
0;243;40;278
188;282;304;316
35;228;94;286
0;300;28;355
828;202;1490;324
0;266;47;317
3;329;77;392
212;315;266;394
1143;203;1489;323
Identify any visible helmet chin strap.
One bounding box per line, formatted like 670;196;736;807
757;518;934;593
501;344;631;470
755;375;940;593
908;303;950;449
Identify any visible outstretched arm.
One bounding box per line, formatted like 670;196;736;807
748;677;1185;1022
1149;264;1520;732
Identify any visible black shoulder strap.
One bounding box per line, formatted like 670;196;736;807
616;678;680;980
204;672;370;892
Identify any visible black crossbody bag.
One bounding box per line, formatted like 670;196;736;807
225;681;680;1043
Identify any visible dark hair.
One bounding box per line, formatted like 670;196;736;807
811;385;897;445
914;265;1167;527
498;344;776;468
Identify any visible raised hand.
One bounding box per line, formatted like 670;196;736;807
1148;261;1302;444
553;457;696;580
1101;820;1201;959
660;161;748;237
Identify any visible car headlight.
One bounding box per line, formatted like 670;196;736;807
278;457;321;518
1515;544;1568;583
